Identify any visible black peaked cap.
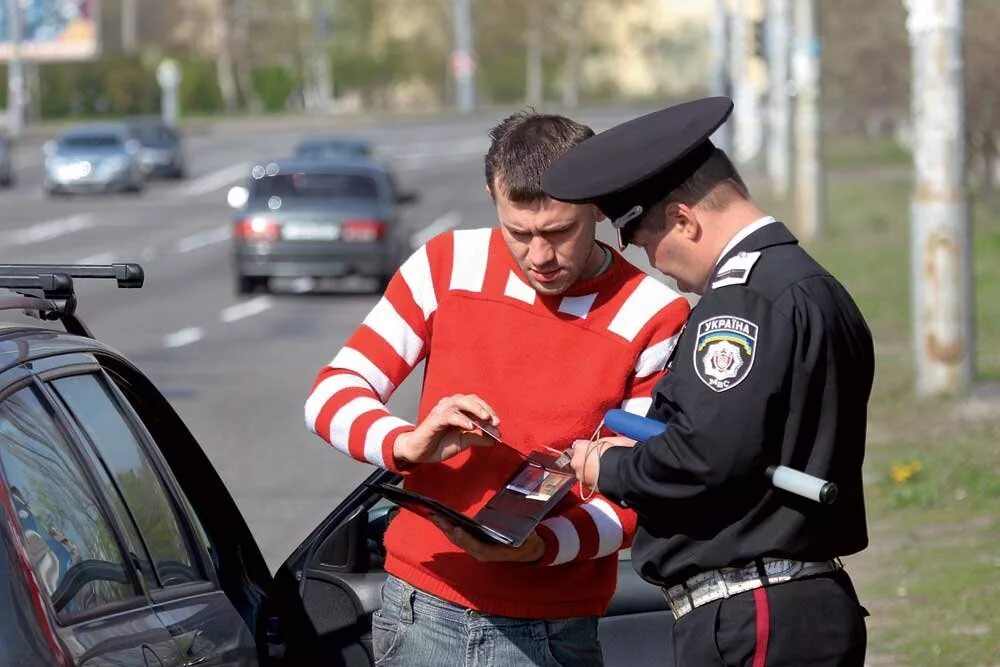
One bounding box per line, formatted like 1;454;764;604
542;96;734;246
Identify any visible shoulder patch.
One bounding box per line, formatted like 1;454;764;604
712;251;761;289
693;315;758;391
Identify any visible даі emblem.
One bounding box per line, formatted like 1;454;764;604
693;315;758;392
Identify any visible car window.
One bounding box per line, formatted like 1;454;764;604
130;123;177;145
50;374;205;589
0;386;139;619
295;141;370;159
58;134;123;149
251;171;380;201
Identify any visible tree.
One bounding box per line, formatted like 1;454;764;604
965;0;1000;192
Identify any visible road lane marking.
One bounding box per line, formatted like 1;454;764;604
176;162;250;197
220;296;272;323
163;327;204;348
176;225;231;253
410;211;461;248
1;213;95;246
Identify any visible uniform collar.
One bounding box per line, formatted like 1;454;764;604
713;216;777;269
702;220;798;293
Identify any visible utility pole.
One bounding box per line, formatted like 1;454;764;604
905;0;973;396
306;0;334;112
122;0;138;53
711;0;732;154
729;0;764;166
452;0;476;113
5;0;23;138
766;0;792;197
793;0;824;240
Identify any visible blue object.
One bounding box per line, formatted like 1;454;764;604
601;409;837;504
603;409;667;441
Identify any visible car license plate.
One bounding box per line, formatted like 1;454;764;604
282;223;340;241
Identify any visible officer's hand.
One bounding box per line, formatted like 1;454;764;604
392;394;499;467
569;437;636;488
429;515;545;563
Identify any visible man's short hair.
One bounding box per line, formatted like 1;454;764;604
640;148;750;233
662;148;749;210
485;111;595;203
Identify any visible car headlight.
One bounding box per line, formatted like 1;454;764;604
54;161;92;180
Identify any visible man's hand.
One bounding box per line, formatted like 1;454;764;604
569;436;636;488
392;394;500;467
428;515;545;563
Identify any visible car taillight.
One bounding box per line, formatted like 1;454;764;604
235;217;280;242
341;219;387;242
0;480;72;666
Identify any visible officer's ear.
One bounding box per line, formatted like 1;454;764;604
666;202;701;241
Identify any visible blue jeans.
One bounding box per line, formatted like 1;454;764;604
372;574;604;666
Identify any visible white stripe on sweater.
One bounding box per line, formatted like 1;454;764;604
581;498;624;558
504;271;537;304
363;297;424;366
541;515;581;565
558;293;598;319
364;415;412;468
400;245;438;320
634;334;680;377
304;373;372;433
449;228;492;292
608;277;681;342
330;347;395;401
329;396;387;453
621;396;653;416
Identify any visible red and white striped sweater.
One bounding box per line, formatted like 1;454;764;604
305;227;689;618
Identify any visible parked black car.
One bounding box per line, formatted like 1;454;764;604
0;265;673;666
126;117;186;180
230;157;416;295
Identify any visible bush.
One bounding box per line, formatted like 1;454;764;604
252;65;300;112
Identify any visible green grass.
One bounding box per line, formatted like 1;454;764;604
757;148;1000;666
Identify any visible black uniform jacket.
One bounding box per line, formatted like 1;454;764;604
598;221;875;589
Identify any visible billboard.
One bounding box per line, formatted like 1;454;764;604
0;0;99;61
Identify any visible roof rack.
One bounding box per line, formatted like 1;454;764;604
0;263;144;338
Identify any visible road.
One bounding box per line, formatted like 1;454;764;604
2;108;662;570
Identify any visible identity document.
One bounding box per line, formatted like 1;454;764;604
368;448;575;547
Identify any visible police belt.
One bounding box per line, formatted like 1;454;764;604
663;557;843;620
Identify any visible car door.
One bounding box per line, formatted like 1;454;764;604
266;471;676;667
88;349;674;666
48;367;259;666
0;374;180;667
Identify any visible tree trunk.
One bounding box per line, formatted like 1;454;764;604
982;131;997;193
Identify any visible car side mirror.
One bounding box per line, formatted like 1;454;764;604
396;191;419;206
227;185;249;209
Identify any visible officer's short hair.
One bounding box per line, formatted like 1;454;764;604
485;111;595;203
641;149;750;232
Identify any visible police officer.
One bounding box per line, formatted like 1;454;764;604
545;97;873;666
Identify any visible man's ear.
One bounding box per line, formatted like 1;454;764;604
485;184;493;199
590;204;605;223
667;203;700;240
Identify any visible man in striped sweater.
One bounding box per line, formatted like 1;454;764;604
305;112;690;666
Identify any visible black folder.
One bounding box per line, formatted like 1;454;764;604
367;450;575;548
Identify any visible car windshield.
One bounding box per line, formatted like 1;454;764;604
59;134;123;149
252;172;380;201
130;123;176;145
296;141;370;159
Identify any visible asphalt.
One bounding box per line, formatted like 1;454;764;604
1;107;665;570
